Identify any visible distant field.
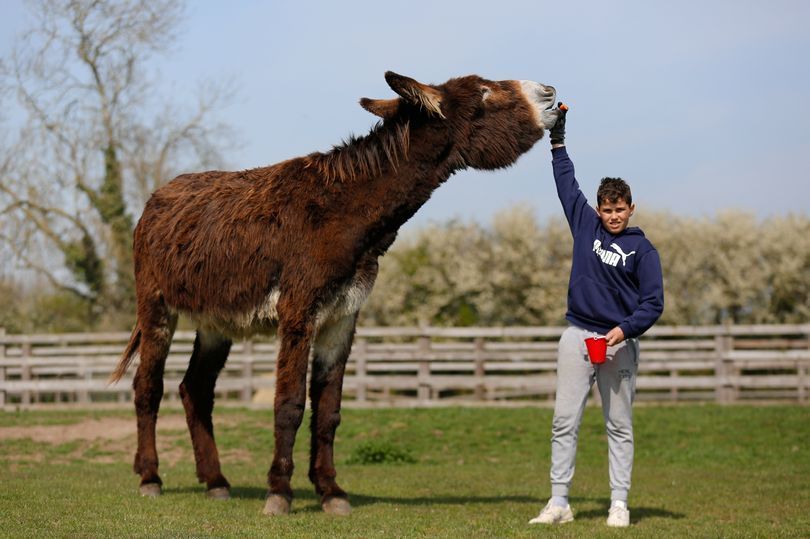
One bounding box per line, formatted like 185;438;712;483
1;405;808;538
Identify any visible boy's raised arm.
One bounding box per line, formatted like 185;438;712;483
549;105;597;234
552;146;597;234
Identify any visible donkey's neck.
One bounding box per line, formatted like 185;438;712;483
305;119;463;230
385;125;464;221
335;123;465;256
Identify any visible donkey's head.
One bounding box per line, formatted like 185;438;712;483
361;72;557;171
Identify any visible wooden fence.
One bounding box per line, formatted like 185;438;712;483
1;324;809;408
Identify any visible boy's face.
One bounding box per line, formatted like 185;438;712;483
597;198;635;234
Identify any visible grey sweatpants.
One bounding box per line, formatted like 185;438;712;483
550;325;639;503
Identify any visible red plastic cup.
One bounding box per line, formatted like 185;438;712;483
584;336;607;364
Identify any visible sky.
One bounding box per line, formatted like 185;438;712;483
1;0;809;233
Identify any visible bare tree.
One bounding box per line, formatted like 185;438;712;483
0;0;235;327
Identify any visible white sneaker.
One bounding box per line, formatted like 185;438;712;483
529;500;574;524
606;502;630;527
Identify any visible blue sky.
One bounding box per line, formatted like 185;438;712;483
2;0;808;232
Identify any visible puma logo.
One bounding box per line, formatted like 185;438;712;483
610;243;636;267
592;240;637;268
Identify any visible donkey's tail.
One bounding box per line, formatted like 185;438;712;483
109;324;142;384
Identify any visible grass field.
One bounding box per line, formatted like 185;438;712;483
1;404;808;538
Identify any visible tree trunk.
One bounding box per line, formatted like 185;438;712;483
100;144;135;311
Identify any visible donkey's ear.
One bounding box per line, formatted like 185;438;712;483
384;71;446;119
359;97;401;119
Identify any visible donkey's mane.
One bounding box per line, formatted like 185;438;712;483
304;120;410;184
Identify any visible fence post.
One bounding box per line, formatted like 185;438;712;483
800;330;810;404
241;340;254;403
726;334;738;402
78;359;90;404
669;370;679;402
417;333;431;402
474;337;486;401
714;332;734;403
0;328;6;407
354;337;368;403
21;340;32;407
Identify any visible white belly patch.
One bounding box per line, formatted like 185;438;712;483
191;277;374;339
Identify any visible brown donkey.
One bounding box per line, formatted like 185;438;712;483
110;72;558;515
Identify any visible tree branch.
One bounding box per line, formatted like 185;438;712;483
0;231;93;301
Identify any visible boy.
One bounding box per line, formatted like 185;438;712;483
529;105;664;528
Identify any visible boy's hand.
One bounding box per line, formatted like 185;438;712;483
549;102;567;146
606;326;625;347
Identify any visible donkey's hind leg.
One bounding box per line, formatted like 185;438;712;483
179;329;232;499
309;313;357;515
132;302;177;496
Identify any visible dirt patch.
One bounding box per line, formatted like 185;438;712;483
220;447;254;464
0;415;188;444
0;414;252;467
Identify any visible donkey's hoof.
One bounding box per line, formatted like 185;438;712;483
322;496;352;516
206;487;231;500
139;483;162;497
262;494;291;515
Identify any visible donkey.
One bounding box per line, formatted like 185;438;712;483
110;71;558;516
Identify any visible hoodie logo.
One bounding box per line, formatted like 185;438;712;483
610;243;636;267
593;240;635;268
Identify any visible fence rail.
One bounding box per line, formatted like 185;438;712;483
1;324;809;408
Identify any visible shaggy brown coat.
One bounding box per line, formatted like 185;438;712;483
111;71;557;515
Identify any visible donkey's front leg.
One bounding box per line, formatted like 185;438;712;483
309;313;357;515
264;319;313;516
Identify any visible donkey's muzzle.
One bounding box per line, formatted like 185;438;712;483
519;81;558;128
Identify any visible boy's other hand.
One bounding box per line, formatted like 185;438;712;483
549;102;567;146
606;326;625;347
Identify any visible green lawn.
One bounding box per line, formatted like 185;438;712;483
1;405;808;538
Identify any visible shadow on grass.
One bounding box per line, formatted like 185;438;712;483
164;485;540;511
347;492;540;509
162;486;319;502
572;497;685;523
162;487;681;522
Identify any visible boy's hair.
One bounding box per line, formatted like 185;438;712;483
597;177;632;207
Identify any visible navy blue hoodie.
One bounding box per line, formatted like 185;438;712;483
552;147;664;338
